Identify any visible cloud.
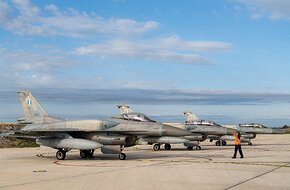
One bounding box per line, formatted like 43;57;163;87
0;48;86;89
234;0;290;20
76;37;232;65
0;48;80;72
157;35;233;51
0;1;232;66
1;88;290;127
1;88;290;106
0;0;159;37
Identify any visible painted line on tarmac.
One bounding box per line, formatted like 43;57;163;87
224;162;290;190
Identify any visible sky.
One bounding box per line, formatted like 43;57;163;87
0;0;290;127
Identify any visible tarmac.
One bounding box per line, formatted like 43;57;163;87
0;134;289;190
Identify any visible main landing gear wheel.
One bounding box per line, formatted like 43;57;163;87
248;142;253;146
222;140;227;146
80;149;94;159
153;144;160;151
187;146;193;150
196;146;201;150
56;150;66;160
119;153;126;160
164;143;171;150
215;140;221;146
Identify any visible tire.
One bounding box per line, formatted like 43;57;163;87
56;150;66;160
196;146;201;150
164;143;171;150
119;153;126;160
80;150;89;159
153;144;160;151
88;149;94;158
222;140;227;146
215;140;221;146
187;146;193;150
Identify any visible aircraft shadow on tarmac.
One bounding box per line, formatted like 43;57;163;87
37;150;215;161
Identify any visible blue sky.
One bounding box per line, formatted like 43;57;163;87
0;0;290;126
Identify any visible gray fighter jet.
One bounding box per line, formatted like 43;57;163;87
115;104;202;151
116;105;233;151
184;112;287;146
5;90;191;160
112;104;197;151
222;123;287;145
179;112;236;146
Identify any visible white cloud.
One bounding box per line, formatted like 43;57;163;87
234;0;290;20
0;48;79;72
76;37;232;65
0;0;159;37
158;35;232;51
12;0;40;18
0;0;11;24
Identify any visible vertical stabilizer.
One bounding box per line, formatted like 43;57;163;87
117;104;133;114
183;112;199;122
17;90;62;124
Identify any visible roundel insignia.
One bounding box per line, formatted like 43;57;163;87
27;99;32;106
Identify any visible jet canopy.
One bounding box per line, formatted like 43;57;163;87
239;123;267;128
185;120;217;126
113;113;156;122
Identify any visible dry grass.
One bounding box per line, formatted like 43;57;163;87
0;123;39;148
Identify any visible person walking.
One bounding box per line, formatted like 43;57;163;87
232;131;244;158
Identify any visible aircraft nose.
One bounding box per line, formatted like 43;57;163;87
162;124;191;136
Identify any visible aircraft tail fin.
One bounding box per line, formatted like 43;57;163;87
183;111;200;122
117;104;133;114
17;90;62;124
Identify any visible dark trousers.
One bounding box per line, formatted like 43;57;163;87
233;145;244;158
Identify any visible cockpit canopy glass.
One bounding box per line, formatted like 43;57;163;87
121;113;156;122
239;123;267;128
185;120;216;126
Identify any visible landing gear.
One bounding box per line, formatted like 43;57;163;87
222;140;227;146
153;144;160;151
187;146;193;150
119;153;126;160
56;149;66;160
196;146;201;150
80;149;94;159
248;142;252;146
215;140;221;146
164;143;171;150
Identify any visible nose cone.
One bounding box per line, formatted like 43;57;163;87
162;124;191;136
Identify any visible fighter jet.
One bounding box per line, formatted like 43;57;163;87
116;105;215;151
223;123;287;145
184;112;287;146
181;112;239;146
5;90;192;160
8;90;135;160
114;104;202;151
